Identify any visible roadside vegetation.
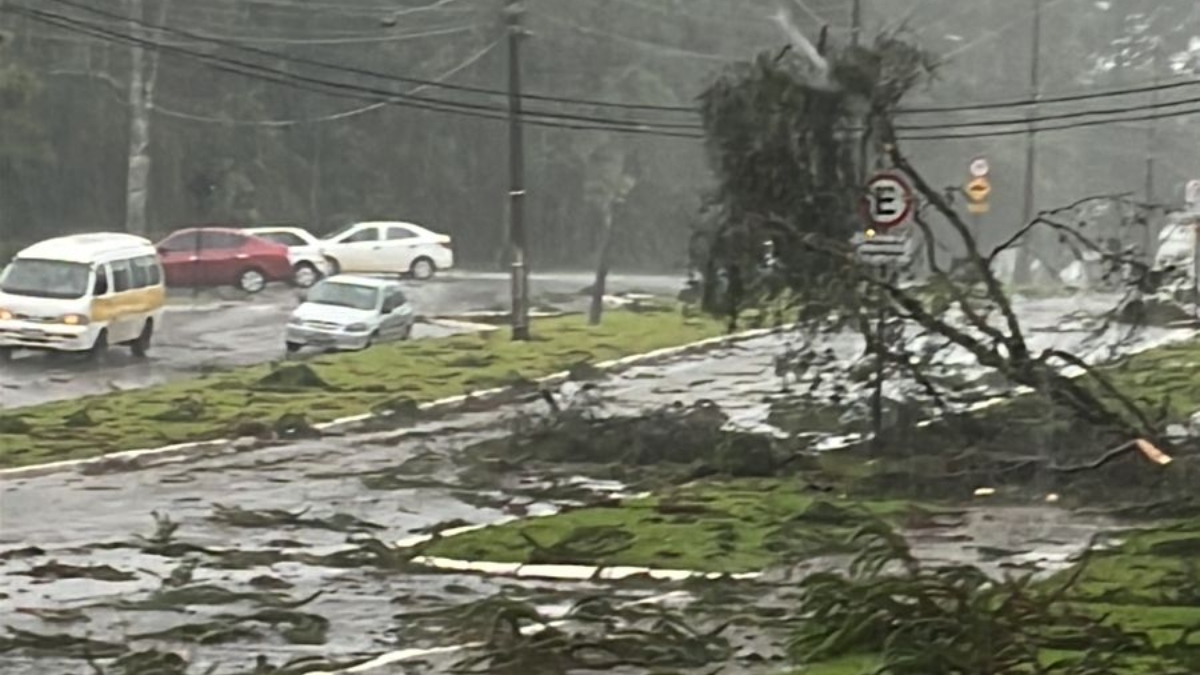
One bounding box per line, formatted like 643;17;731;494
0;308;722;468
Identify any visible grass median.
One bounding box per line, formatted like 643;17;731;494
419;478;938;573
0;309;723;469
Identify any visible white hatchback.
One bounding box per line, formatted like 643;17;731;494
320;221;454;280
245;225;331;288
285;275;415;353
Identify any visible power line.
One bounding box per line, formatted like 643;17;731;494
902;104;1200;141
895;89;1200;131
901;75;1200;115
21;1;1200;143
37;0;1200;120
37;0;704;115
154;39;504;126
13;5;707;138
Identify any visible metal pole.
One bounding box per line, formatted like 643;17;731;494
505;0;530;341
1016;0;1041;284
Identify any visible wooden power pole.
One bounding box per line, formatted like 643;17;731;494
505;0;530;341
1015;0;1042;284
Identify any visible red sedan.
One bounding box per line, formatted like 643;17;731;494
155;226;294;293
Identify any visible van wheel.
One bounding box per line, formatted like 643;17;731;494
292;262;320;288
410;257;436;280
130;320;153;358
88;329;109;362
237;268;267;294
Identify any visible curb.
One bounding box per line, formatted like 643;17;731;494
408;555;762;582
0;324;790;481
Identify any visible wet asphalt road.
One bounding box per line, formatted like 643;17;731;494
0;292;1188;673
0;271;686;410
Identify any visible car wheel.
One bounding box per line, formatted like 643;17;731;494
130;320;153;358
88;329;109;362
401;323;413;340
410;257;436;280
363;330;379;350
324;256;341;276
0;347;12;363
237;268;267;294
285;341;302;354
292;262;320;288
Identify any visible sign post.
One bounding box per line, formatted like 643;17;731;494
966;158;990;241
858;172;914;266
1189;180;1200;313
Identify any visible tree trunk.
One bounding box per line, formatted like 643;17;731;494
588;204;617;325
124;0;169;236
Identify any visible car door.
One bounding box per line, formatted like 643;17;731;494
195;231;245;286
383;226;420;273
156;231;202;286
379;286;413;340
330;226;382;272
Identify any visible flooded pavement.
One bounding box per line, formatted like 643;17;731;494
0;291;1187;673
0;272;685;410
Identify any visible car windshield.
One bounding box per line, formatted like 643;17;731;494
322;223;360;242
256;231;307;247
306;281;379;310
0;259;91;299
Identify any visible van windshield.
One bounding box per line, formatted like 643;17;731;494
0;259;91;299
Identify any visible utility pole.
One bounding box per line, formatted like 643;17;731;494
505;0;530;341
1143;43;1161;263
1015;0;1041;284
851;0;862;46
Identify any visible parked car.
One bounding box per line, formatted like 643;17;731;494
285;274;415;353
245;224;331;289
0;233;165;361
320;221;454;280
156;227;294;293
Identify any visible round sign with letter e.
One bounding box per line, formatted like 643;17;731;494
863;172;913;231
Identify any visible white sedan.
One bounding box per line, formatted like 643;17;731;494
320;221;454;280
285;275;415;353
245;225;332;288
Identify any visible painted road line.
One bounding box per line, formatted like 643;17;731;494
0;324;792;481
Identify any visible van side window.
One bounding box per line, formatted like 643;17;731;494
130;257;149;288
93;266;110;296
110;259;133;293
140;256;162;285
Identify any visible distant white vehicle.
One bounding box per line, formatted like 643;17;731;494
285;275;415;353
245;225;331;288
320;221;454;280
1153;212;1199;280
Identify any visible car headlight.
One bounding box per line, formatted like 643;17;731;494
0;308;11;321
61;314;89;326
345;322;369;332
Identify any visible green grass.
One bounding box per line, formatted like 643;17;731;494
420;478;937;573
0;309;723;469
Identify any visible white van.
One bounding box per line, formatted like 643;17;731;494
0;233;166;361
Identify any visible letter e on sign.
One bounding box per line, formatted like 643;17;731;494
863;173;913;231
